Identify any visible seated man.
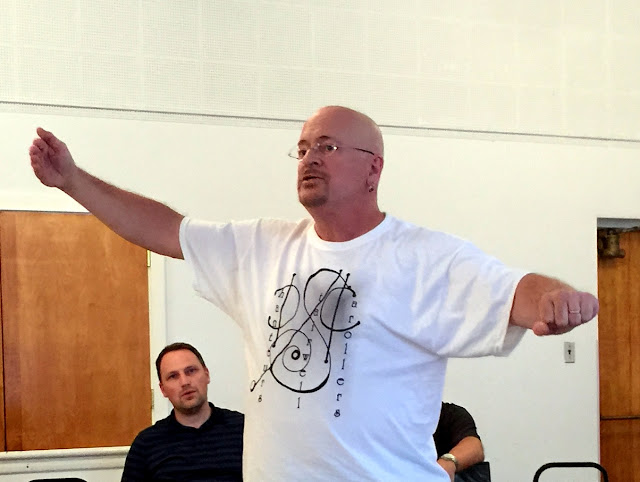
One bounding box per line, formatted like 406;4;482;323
435;402;489;482
121;342;244;481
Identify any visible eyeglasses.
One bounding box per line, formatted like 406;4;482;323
288;142;375;160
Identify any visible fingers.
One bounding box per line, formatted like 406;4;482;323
31;138;48;154
29;137;49;166
532;320;571;336
28;144;41;157
33;137;47;149
36;127;66;153
532;320;552;336
30;128;68;164
36;127;56;142
537;289;599;336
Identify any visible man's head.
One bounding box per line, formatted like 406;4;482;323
296;106;384;211
156;342;210;416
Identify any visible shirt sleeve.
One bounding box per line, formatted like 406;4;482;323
179;216;299;326
179;217;243;318
426;239;528;357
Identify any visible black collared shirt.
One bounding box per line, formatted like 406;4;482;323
121;402;243;482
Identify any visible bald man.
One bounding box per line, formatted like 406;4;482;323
29;106;598;482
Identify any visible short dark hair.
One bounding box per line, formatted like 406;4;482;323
155;342;207;381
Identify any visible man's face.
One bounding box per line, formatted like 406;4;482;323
296;108;379;210
159;349;210;415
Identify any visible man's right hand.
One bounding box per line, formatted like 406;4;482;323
28;126;184;259
29;127;77;190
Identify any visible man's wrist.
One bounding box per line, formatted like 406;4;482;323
439;453;459;472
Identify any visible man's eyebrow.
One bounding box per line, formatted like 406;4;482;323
298;135;333;147
164;364;199;376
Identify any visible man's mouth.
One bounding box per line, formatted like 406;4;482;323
300;173;323;182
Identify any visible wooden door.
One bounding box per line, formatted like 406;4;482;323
0;273;4;450
598;230;640;480
0;211;151;450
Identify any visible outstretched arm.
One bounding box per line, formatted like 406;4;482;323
29;128;184;259
510;273;599;336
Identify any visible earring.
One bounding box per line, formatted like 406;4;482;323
368;185;374;192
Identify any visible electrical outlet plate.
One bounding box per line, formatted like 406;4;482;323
564;341;575;363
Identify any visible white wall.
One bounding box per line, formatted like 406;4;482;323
0;447;126;482
1;0;639;140
2;112;639;481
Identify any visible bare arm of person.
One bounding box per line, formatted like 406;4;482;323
437;435;484;480
29;128;184;259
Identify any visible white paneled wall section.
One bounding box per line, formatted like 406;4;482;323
0;0;639;139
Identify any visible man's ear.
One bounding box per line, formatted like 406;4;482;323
372;155;384;175
204;367;211;384
368;156;384;187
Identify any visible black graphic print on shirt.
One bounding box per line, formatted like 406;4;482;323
249;268;361;416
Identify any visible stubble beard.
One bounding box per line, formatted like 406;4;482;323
175;393;207;416
298;185;328;209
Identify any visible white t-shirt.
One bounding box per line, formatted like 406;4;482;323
180;214;526;481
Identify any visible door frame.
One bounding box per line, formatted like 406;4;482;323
597;216;640;479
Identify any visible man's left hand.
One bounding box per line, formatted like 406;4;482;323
532;289;599;336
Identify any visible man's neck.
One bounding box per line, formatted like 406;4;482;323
310;207;385;242
174;401;212;428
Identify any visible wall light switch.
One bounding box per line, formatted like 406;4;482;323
564;341;575;363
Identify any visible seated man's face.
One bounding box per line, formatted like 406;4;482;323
159;349;210;415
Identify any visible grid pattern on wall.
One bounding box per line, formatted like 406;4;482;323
0;0;639;140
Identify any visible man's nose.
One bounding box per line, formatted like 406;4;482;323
300;148;321;166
